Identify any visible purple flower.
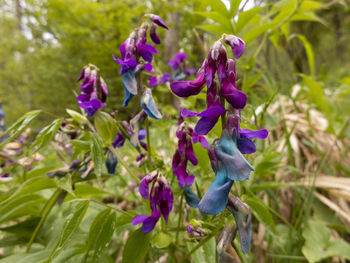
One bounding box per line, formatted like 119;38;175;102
149;14;168;29
168;59;180;71
172;124;208;188
133;173;173;233
174;52;187;62
76;65;108;116
148;76;158;87
160;72;171;84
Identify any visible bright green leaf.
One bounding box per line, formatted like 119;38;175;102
122;228;151;263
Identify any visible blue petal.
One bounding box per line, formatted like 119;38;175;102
237;137;256;154
141;88;162;119
198;169;233;215
184;186;200;208
228;201;252;254
215;130;254;181
122;70;138;96
123;85;134;107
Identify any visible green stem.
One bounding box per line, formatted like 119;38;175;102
27;189;61;252
108;146;140;183
175;193;184;245
145;117;152;170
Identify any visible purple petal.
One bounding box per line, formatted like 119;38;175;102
148;76;158;87
144;63;152;72
221;81;247;110
195;116;220;135
239;128;268;139
150;24;160;45
76;94;90;102
113;133;126;148
149;14;168;29
237;137;256;154
174;52;187;61
161;72;170;84
138;129;146;140
132;214;149;225
224;35;245;59
141;211;161;233
170;72;206;97
136;43;159;62
168;60;180;70
120;41;126;60
182;106;225;119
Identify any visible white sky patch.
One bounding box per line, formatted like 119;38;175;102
222;0;256;12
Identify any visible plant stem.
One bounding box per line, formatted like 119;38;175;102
145;117;152;170
180;232;216;262
27;189;61;252
175;193;184;245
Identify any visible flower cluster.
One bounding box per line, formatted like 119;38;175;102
113;14;167;120
133;171;173;233
169;35;268;253
172;124;208;188
76;64;108;116
170;35;249;135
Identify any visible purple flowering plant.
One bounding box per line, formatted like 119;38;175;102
0;14;271;263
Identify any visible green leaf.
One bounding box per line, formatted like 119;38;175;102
49;200;89;259
243;23;272;45
236;7;263;33
85;208;116;261
66;109;87;124
294;35;315;76
302;221;350;262
94;111;118;146
122;228;151;263
151;232;172;248
196;11;233;32
230;0;242;18
0;110;41;147
243;196;275;232
187;237;216;263
300;0;323;10
196;24;228;35
245;72;263;90
0;176;56;205
0;194;45;224
201;0;229;16
29;119;62;152
90;133;105;177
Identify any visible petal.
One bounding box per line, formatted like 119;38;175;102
239;128;268;139
185;142;198;165
137;43;159;62
141;211;161;233
132;214;149;225
221;81;247;110
161;72;170;84
170;72;205;97
168;60;180;70
123;85;134;107
148;76;158;87
149;14;168;29
144;63;153;72
113;133;126;148
215;130;254;181
224;35;245;59
184;186;200;208
195;116;220;135
105;152;117;174
174;52;187;61
150;24;160;44
141;88;162;119
237;137;256;154
198;168;233;215
119;41;126;60
228;197;252;254
138;129;146;140
122;70;138;96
